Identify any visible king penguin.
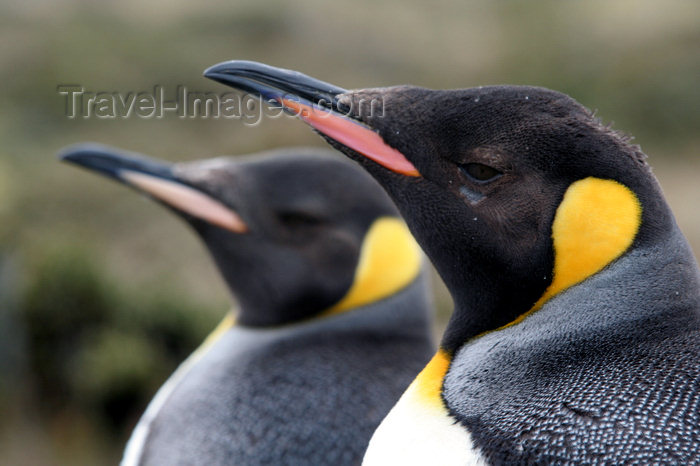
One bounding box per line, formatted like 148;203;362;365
59;144;435;466
204;61;700;465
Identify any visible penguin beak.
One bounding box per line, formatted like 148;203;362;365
59;144;248;233
204;61;420;177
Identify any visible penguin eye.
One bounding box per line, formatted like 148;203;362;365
459;163;502;183
278;211;322;228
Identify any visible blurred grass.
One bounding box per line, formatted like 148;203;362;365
0;0;698;464
2;243;225;464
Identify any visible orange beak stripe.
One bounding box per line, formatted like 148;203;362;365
279;98;420;177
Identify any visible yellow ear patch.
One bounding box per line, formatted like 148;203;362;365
507;177;642;328
322;217;422;316
540;177;642;305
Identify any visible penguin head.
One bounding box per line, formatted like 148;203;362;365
60;145;418;327
205;61;674;349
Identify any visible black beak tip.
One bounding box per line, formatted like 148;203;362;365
203;60;258;82
202;71;231;87
203;60;347;103
57;143;174;182
202;61;231;79
58;142;116;164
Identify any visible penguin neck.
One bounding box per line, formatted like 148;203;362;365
453;223;700;364
438;265;546;354
232;270;433;342
445;216;699;356
231;294;311;328
222;277;347;327
224;216;424;327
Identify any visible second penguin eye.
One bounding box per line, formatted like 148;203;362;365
459;163;502;183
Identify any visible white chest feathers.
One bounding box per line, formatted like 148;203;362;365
363;352;487;466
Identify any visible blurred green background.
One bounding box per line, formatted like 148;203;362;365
0;0;698;464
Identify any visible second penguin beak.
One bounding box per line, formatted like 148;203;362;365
59;143;248;234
